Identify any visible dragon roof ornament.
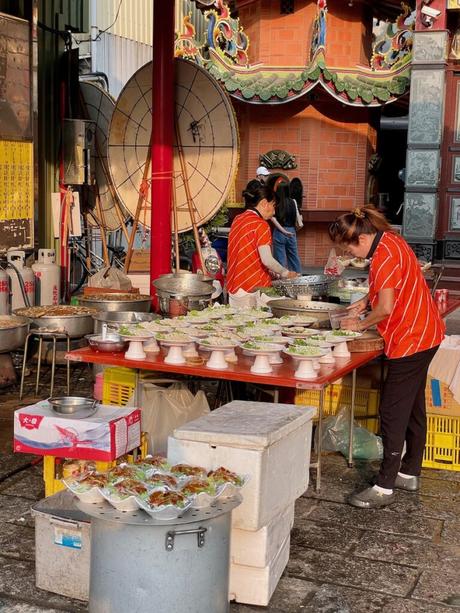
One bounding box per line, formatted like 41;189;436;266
176;0;414;107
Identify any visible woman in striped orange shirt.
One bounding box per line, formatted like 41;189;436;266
329;205;444;509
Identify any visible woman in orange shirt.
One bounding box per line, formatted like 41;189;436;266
329;205;444;509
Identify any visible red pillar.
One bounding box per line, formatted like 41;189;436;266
150;0;174;305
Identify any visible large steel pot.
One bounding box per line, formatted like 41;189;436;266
77;496;241;613
153;273;213;316
14;307;96;338
92;311;158;334
0;316;30;352
77;293;152;313
267;298;340;328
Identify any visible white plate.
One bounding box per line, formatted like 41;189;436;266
136;498;192;520
325;331;362;342
199;338;240;350
242;343;284;355
100;488;140;512
63;480;105;504
283;347;327;359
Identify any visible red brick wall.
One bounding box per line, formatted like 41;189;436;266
237;0;372;68
233;96;377;266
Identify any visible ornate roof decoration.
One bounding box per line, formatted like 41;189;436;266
175;0;413;107
371;4;415;70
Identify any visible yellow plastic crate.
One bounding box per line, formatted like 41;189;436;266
295;384;380;433
43;432;149;497
102;367;137;406
423;414;460;472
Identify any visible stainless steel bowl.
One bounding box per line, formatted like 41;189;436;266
0;316;30;353
92;311;158;334
272;274;335;299
78;294;152;313
85;333;128;353
47;396;98;418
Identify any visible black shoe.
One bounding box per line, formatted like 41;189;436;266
394;474;420;492
348;486;395;509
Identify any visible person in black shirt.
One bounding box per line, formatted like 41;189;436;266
272;181;302;273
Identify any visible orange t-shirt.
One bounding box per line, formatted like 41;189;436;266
226;209;272;293
369;232;444;359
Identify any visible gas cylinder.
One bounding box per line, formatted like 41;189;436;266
32;249;60;306
7;251;35;311
0;265;9;315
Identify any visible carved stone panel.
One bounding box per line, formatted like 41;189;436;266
408;70;445;145
403;192;437;239
444;241;460;259
449;196;460;231
412;31;448;64
408;242;435;262
405;149;440;188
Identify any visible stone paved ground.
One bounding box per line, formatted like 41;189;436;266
0;310;459;612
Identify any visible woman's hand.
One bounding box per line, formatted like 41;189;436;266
340;317;362;332
282;230;295;237
347;295;369;317
286;271;299;279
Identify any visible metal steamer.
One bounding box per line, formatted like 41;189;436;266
272;274;335;299
14;309;96;338
267;298;341;328
77;496;241;613
153;273;214;316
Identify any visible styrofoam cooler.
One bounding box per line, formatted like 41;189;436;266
168;401;316;531
230;503;295;568
229;533;291;606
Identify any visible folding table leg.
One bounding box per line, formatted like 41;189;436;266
50;337;57;398
19;333;31;400
348;368;357;468
66;335;71;395
35;337;43;396
315;387;325;493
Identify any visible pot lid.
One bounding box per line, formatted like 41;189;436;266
173;401;315;450
153;274;213;297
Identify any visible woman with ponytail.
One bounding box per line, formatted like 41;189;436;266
329;204;444;509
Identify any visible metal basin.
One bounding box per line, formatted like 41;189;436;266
47;396;98;418
15;307;97;338
0;316;30;353
85;333;128;353
93;311;158;335
78;294;152;313
267;299;340;329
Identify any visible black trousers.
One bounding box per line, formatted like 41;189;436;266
376;345;439;489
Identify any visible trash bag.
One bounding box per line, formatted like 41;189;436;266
88;266;132;290
315;406;383;460
131;379;210;455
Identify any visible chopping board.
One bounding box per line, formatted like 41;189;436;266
349;331;384;352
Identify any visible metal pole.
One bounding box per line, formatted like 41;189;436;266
150;0;174;307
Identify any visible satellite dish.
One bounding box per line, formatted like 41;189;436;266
79;81;130;231
107;58;239;234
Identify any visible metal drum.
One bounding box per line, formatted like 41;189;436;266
78;496;240;613
153;273;214;316
0;315;30;353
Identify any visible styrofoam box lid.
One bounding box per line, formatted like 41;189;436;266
173;401;316;450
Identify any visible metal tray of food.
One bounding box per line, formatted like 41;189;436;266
272;274;335;299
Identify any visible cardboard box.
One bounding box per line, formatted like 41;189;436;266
14;401;141;461
426;377;460;417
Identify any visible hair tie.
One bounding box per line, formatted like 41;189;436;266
353;208;365;219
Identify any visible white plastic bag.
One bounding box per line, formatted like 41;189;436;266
137;380;210;455
88;266;132;290
324;248;345;277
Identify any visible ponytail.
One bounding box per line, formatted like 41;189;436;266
328;204;393;245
